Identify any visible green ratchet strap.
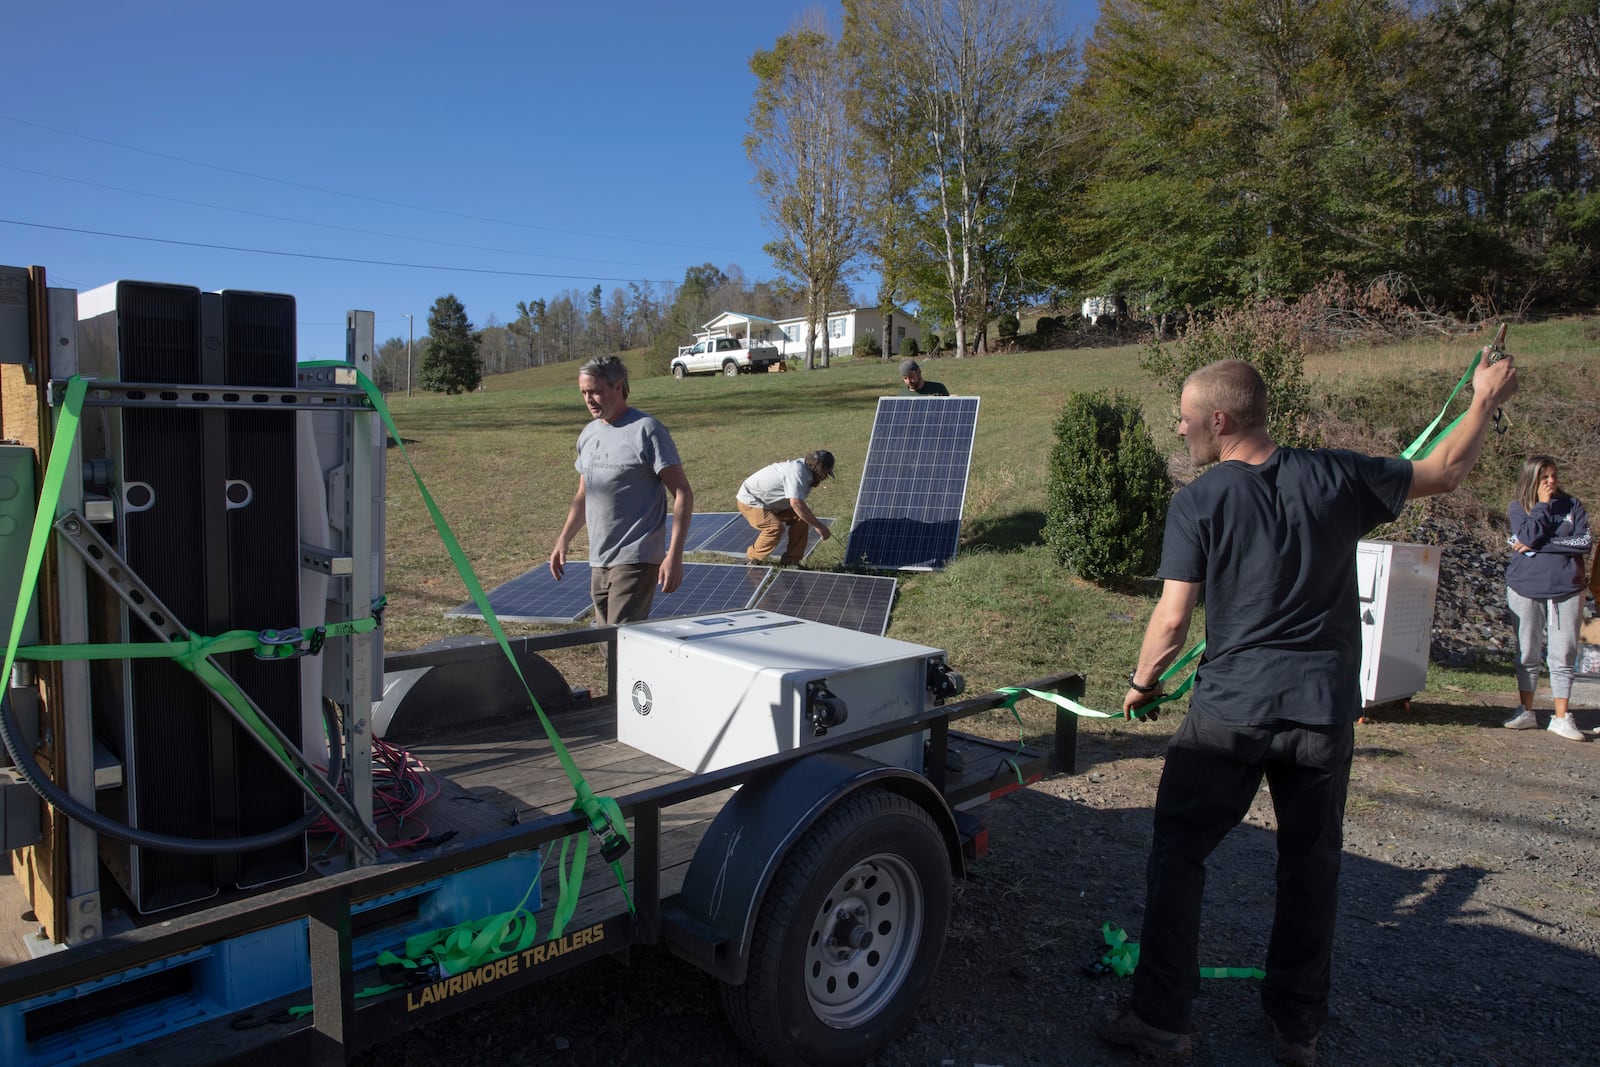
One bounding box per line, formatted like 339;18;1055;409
1400;347;1484;461
1095;921;1264;981
304;363;633;934
281;863;543;1019
998;638;1205;728
376;872;540;984
1;377;87;738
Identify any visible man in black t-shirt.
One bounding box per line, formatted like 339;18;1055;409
898;358;950;396
1099;356;1518;1066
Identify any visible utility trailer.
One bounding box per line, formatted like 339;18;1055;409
0;267;1083;1066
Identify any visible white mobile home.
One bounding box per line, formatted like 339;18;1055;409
691;308;925;360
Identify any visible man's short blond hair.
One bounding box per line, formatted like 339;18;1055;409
1184;360;1267;432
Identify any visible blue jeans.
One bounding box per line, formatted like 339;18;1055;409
1131;712;1354;1041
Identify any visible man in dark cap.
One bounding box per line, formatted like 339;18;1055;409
734;450;835;565
899;358;950;396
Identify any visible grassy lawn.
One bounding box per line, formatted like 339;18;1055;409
376;319;1594;738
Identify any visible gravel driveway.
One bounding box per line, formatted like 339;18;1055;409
356;681;1599;1067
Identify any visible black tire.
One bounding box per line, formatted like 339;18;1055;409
722;790;951;1067
672;362;686;379
722;359;740;377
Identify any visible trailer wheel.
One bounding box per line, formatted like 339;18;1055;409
722;790;950;1067
722;359;740;377
672;362;686;379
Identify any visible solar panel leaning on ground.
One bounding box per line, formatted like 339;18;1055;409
844;395;981;571
696;516;835;561
753;569;898;636
446;560;772;624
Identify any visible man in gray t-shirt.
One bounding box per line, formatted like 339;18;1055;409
550;356;693;624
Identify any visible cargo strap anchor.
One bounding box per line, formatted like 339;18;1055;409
256;626;326;659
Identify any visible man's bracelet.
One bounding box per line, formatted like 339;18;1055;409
1126;672;1160;694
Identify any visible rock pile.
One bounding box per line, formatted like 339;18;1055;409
1404;516;1516;666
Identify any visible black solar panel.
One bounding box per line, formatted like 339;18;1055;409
665;511;740;552
844;396;980;571
696;516;835;561
753;570;898;636
446;562;597;624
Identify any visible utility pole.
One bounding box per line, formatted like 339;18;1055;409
401;313;414;397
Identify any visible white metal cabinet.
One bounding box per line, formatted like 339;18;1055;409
1355;539;1441;708
616;610;941;773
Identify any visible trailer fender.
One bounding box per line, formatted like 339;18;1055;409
665;751;962;985
374;637;575;742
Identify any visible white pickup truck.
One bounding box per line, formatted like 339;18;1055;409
672;335;783;378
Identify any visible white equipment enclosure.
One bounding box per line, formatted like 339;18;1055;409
616;610;948;774
1356;539;1442;708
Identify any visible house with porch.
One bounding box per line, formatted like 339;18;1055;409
691;307;925;359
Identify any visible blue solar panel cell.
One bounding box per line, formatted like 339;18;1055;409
446;562;596;624
651;562;772;618
753;570;897;636
844;396;980;571
665;511;740;552
448;560;771;624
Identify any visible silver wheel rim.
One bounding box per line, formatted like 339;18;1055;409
803;852;923;1028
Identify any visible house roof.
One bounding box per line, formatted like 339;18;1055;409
702;311;780;330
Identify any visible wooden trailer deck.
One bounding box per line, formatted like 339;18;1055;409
2;686;1059;973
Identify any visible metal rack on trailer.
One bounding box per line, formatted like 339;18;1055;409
0;265;1083;1066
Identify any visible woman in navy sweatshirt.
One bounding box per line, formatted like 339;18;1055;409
1502;455;1592;740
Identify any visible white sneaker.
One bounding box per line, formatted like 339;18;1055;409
1547;716;1587;742
1502;709;1538;730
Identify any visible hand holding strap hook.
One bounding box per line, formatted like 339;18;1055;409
1485;323;1512;436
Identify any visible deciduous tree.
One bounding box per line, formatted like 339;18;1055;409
749;13;862;369
843;0;1072;356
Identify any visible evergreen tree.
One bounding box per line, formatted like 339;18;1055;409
419;294;480;395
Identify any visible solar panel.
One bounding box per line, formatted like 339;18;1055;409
446;562;596;624
651;562;772;618
665;511;740;552
696;516;835;561
447;560;771;624
844;396;980;571
753;570;898;636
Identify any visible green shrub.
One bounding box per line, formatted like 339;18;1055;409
856;332;883;358
925;333;940;352
1140;302;1316;447
998;311;1020;339
1045;391;1170;584
903;337;920;358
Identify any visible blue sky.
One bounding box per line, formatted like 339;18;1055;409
4;1;1097;361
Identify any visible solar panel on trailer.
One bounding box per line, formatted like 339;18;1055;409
446;562;595;624
697;516;835;560
844;396;980;571
753;570;898;636
666;511;740;552
652;562;772;618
